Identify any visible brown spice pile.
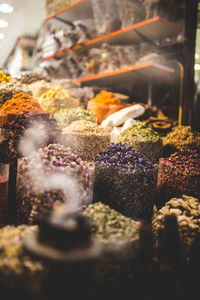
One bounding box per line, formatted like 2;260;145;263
62;120;110;161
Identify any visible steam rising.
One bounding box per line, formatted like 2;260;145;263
18;120;84;214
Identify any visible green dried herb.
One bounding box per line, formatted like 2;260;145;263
115;122;163;163
53;107;97;128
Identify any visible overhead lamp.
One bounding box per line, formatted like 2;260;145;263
0;19;8;28
0;33;5;39
0;3;14;13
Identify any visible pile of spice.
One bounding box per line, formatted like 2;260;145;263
115;122;163;164
20;72;51;84
17;144;95;224
0;80;32;107
0;93;43;121
38;85;79;116
93;143;157;221
83;202;140;244
157;149;200;204
0;225;47;295
162;125;200;156
53;107;97;128
152;195;200;261
87;90;125;123
0;174;8;225
144;116;177;137
62;120;110;161
0;113;61;163
28;80;53;98
0;70;11;82
83;202;140;284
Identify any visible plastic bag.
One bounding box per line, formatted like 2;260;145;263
116;0;146;28
92;0;121;36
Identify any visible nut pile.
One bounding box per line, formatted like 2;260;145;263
152;195;200;260
93;143;157;220
0;80;32;107
0;225;46;294
115;122;163;163
157;149;200;204
162;126;200;156
53;107;97;128
62;120;110;161
17;144;95;224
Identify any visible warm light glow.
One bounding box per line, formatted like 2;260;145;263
0;19;8;28
0;3;14;13
195;64;200;71
195;53;200;60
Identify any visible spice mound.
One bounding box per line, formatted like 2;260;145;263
157;149;200;204
53;107;97;128
115;121;163;163
38;84;79;116
0;225;46;295
0;112;61;163
20;72;51;84
0;80;32;107
83;202;140;244
0;70;11;82
93;143;157;221
0;92;43;121
152;195;200;261
162;125;200;156
87;90;125;123
62;120;110;161
17;144;95;225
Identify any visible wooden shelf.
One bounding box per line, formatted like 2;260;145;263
42;17;183;61
45;0;93;22
76;62;175;87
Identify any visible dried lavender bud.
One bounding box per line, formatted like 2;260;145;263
115;122;163;163
152;195;200;261
17;144;95;225
62;120;110;161
53;107;97;128
93;143;157;221
162;125;200;156
157;149;200;205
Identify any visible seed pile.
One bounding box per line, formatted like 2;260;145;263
0;225;47;294
0;80;32;107
162;126;200;156
152;195;200;261
115;122;163;163
0;174;7;224
83;202;140;244
157;149;200;204
62;120;110;161
38;85;79;116
93;143;157;221
17;144;95;224
0;113;60;163
20;72;51;84
53;107;97;128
